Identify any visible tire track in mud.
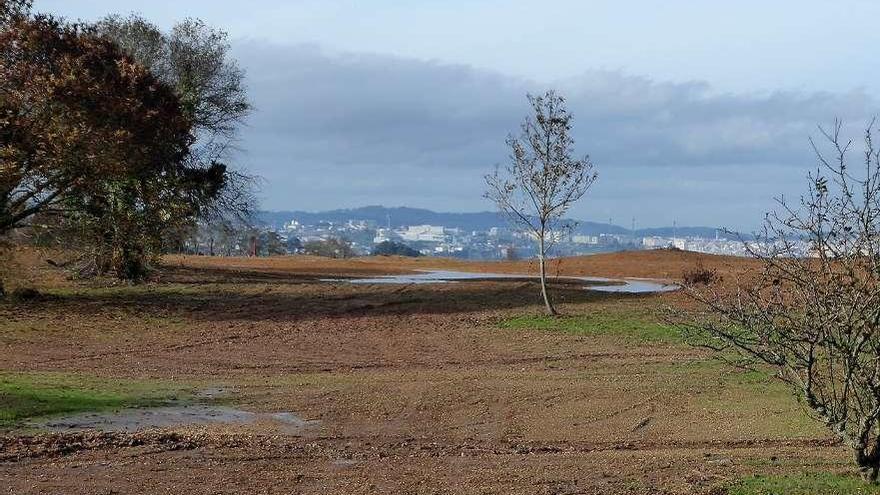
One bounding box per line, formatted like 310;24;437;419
31;332;266;366
25;295;465;367
186;351;684;373
581;393;662;426
0;431;840;462
33;348;669;369
32;332;684;371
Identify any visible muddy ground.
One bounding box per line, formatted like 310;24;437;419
0;251;850;494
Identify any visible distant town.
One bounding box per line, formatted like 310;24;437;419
185;206;810;260
273;218;744;259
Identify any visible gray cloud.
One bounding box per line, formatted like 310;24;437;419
231;41;878;229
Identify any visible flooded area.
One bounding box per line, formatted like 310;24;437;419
576;276;680;294
31;405;319;434
323;270;678;294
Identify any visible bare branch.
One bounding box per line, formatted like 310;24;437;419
676;119;880;482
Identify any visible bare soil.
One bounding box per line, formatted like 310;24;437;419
0;250;847;494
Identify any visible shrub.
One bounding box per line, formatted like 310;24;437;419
9;287;41;302
682;262;718;286
371;241;421;257
303;237;355;259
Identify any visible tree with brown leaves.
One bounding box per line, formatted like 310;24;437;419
0;12;227;280
0;14;191;231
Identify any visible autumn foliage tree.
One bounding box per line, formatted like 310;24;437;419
0;15;189;232
0;0;28;24
304;238;355;259
0;11;229;280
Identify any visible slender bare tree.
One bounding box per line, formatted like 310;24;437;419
485;91;597;315
680;120;880;483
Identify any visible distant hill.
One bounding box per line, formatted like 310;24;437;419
258;206;508;232
257;205;730;237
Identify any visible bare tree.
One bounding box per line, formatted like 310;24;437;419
680;120;880;483
485;91;597;315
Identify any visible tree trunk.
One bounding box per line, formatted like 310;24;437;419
538;236;556;315
855;447;880;483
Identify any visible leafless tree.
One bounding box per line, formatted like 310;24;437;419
680;120;880;483
485;91;597;315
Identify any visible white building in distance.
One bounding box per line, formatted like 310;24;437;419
572;235;599;245
399;225;447;243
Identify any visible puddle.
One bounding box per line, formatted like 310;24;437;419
575;276;680;294
195;386;233;399
323;270;678;294
32;405;319;433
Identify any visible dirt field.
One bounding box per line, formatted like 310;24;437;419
0;250;855;494
164;248;761;281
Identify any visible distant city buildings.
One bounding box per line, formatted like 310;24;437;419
572;235;599;245
400;225;447;243
205;215;815;260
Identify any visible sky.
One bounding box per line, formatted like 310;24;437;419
35;1;880;230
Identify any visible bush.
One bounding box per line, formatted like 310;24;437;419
682;262;719;286
303;237;355;259
9;287;41;301
371;241;421;257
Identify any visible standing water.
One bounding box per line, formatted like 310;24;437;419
322;270;678;294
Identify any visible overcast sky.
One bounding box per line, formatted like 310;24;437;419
36;1;880;230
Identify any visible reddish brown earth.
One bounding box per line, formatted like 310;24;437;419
166;248;760;281
0;250;848;494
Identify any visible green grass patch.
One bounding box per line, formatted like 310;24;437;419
0;372;185;427
636;359;824;438
498;312;682;344
654;359;776;385
728;473;880;495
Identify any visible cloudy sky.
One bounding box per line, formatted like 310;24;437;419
36;1;880;230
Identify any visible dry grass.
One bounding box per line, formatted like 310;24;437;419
163;248;760;282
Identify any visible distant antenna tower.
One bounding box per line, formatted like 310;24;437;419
673;220;678;244
386;213;391;230
631;217;636;233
